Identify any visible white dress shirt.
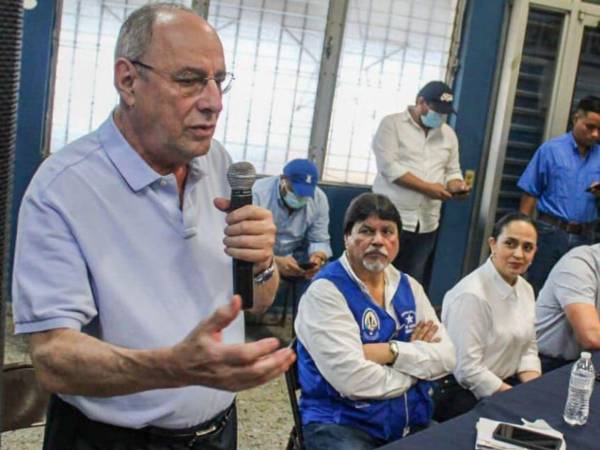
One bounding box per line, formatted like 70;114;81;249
372;110;463;233
442;259;541;399
294;253;455;400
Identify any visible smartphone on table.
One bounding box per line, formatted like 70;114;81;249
492;423;562;450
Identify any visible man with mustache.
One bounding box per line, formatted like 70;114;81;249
12;4;294;449
294;193;455;449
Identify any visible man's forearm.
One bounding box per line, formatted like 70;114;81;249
31;300;296;398
518;370;540;383
363;343;394;365
519;194;537;216
31;329;179;397
394;172;429;194
576;328;600;349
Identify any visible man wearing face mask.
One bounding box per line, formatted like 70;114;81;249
372;81;469;285
252;159;332;281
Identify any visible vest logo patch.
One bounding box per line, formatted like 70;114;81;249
361;308;380;340
400;310;416;334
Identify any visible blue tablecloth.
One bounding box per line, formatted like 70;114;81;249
379;353;600;450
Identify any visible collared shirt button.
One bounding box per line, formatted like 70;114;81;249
160;178;168;187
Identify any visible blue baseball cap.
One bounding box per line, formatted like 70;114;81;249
283;159;319;198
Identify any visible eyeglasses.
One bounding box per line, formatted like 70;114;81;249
130;60;235;97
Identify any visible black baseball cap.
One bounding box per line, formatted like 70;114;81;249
417;81;456;114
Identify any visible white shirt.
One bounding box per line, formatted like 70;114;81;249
294;253;455;400
372;110;463;233
442;259;541;399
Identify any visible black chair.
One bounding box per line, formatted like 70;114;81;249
285;339;304;450
2;362;49;432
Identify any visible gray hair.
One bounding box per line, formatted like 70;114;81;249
114;2;196;61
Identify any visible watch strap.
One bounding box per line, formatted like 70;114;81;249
254;259;275;285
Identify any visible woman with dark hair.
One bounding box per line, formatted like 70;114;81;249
435;212;542;421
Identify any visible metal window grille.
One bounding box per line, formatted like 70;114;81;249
208;0;328;175
50;0;459;185
324;0;458;185
50;0;191;153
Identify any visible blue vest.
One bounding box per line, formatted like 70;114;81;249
297;260;433;442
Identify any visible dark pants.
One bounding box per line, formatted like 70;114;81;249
433;375;521;422
526;220;593;296
393;229;438;286
304;423;385;450
540;354;573;374
433;376;478;422
43;395;237;450
303;422;429;450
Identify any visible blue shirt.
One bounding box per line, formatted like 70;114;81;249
517;132;600;223
12;115;240;428
252;176;332;260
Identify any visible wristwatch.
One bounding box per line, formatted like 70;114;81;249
389;340;400;364
254;259;275;285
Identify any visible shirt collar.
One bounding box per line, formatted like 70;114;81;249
98;114;206;192
568;131;600;156
402;108;420;128
98;114;162;192
483;257;519;300
402;107;443;135
567;132;580;153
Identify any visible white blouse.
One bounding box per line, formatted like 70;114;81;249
441;258;541;399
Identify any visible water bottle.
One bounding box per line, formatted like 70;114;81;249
563;351;595;425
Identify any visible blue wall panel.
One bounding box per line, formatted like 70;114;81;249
10;2;57;296
321;183;369;258
429;0;509;305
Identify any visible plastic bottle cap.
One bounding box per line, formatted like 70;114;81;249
581;352;591;359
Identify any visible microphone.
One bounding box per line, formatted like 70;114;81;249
226;162;257;310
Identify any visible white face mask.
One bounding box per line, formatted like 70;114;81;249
283;190;308;209
420;110;445;128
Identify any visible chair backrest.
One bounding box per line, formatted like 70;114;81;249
285;338;304;450
2;362;49;432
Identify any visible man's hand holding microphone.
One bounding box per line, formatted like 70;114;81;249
171;162;294;392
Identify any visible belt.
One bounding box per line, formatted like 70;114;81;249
538;213;595;235
56;395;234;447
144;403;234;443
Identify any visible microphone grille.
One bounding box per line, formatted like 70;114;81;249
227;161;257;190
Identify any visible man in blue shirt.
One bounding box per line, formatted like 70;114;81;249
12;4;294;450
253;159;332;280
518;96;600;294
